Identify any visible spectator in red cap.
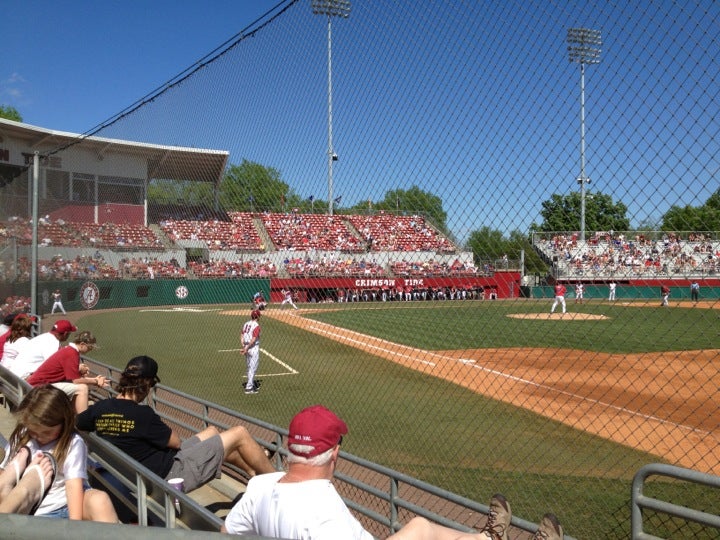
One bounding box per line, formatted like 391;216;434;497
222;405;564;540
77;355;275;494
7;319;76;379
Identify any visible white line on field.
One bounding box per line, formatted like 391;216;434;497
312;324;711;437
464;360;713;437
307;325;436;366
218;348;298;375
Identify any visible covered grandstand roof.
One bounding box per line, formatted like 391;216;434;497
0;118;229;184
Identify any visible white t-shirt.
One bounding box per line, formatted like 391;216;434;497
1;432;88;515
7;332;61;378
1;336;30;367
224;471;374;540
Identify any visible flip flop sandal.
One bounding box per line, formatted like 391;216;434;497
10;446;32;485
26;451;57;515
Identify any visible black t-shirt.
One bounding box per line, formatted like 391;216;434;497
76;398;176;478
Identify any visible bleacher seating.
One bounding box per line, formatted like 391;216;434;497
188;258;277;278
2;217;163;250
535;232;720;278
347;214;454;252
120;257;187;279
284;256;385;277
260;212;363;252
391;258;478;277
159;215;263;251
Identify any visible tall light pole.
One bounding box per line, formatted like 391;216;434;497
567;27;601;241
312;0;350;216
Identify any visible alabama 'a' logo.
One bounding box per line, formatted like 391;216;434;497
80;282;100;310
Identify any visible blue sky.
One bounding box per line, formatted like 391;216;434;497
2;1;719;240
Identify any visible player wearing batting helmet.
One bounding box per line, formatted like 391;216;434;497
242;310;262;394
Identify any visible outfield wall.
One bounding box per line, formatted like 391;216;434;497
5;273;719;314
533;283;720;300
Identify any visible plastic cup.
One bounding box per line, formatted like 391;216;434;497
168;477;185;492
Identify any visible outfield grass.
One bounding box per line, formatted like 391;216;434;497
76;299;720;538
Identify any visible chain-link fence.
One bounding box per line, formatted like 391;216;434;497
1;1;719;537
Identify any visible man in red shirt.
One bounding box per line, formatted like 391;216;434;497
28;330;108;413
550;283;567;314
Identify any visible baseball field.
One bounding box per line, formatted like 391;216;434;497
64;297;720;538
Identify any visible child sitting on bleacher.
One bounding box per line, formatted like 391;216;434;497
1;385;118;521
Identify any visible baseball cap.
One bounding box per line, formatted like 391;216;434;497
52;319;77;333
125;355;160;383
288;405;348;458
75;330;98;349
251;309;261;320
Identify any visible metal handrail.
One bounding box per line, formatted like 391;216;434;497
631;463;720;539
1;358;577;538
84;358;576;538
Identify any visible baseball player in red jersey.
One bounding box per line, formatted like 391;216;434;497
660;285;670;307
242;310;262;394
550;283;567;314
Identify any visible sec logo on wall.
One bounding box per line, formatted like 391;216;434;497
175;285;189;299
80;281;100;310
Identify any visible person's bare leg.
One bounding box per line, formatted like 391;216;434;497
82;489;119;523
73;384;90;414
387;517;492;540
219;426;275;475
0;453;53;514
192;425;274;475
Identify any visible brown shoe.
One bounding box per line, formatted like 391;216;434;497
479;493;511;540
532;513;563;540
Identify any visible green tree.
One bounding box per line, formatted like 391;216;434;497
0;105;22;122
466;227;548;274
661;188;720;232
533;191;630;233
349;186;448;232
148;179;214;207
220;160;297;212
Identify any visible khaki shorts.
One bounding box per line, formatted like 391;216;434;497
165;434;224;492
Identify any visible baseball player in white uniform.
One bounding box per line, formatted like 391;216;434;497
242;310;262;394
575;283;584;304
608;281;617;301
280;288;298;310
51;289;67;314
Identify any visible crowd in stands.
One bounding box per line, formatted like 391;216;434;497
2;216;163;249
160;214;263;251
1;213;479;280
348;214;455;253
391;258;479;277
1;295;31;319
284;256;384;277
119;257;187;279
3;212;459;256
188;258;277;278
38;255;119;280
260;212;363;252
537;231;720;277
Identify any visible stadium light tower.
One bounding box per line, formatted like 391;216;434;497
312;0;350;216
567;27;601;242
